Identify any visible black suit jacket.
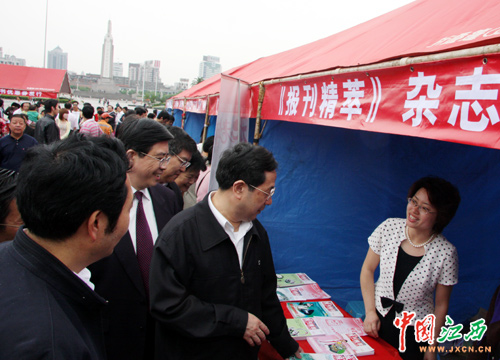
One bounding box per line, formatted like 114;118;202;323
89;184;181;360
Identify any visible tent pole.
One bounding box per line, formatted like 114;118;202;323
201;95;210;144
253;43;500;87
253;82;265;145
181;98;187;130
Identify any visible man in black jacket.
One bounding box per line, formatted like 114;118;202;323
150;142;301;360
89;119;177;360
34;99;60;144
0;135;132;359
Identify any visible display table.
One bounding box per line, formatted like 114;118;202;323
258;300;402;360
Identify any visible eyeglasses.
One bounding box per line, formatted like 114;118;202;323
140;152;171;167
407;198;436;215
248;184;275;201
172;153;191;168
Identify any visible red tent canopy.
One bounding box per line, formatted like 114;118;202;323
171;0;500;149
176;0;500;97
0;64;71;99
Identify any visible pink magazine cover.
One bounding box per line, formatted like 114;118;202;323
315;317;367;337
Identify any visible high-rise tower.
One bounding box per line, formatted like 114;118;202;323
100;20;114;79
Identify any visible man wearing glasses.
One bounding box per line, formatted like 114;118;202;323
89;119;177;360
159;126;198;208
150;142;301;360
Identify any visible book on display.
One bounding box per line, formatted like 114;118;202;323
307;334;373;357
341;333;374;356
286;318;325;340
277;273;316;288
277;284;331;302
290;354;359;360
287;301;344;318
314;317;367;337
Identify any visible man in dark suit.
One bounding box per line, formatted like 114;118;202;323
89;119;177;360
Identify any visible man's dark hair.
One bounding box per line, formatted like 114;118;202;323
82;105;94;120
0;169;18;234
11;102;20;109
16;135;130;240
407;176;461;234
157;110;169;120
216;142;278;190
64;103;72;110
0;99;3;107
124;109;136;117
147;113;155;119
167;126;197;157
202;135;214;164
188;151;207;173
134;107;147;116
43;99;58;113
117;118;173;154
9;114;26;123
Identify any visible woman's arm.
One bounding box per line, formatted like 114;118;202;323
423;284;453;360
360;248;381;338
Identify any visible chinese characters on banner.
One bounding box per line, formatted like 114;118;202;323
394;311;488;352
260;54;500;150
0;89;44;98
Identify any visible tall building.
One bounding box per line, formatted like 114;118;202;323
113;62;123;77
47;46;68;70
198;55;221;80
143;60;161;84
0;47;26;66
100;20;114;79
128;63;141;82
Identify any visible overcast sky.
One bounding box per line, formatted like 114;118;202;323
3;0;415;85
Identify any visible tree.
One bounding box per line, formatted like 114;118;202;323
191;77;204;87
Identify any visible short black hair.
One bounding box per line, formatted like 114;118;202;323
187;151;207;173
157;110;169;120
82;105;94;119
117;118;173;154
167;126;197;157
64;103;72;110
16;135;130;240
43;99;58;113
407;176;461;234
147;113;155;119
202;135;214;164
134;107;147;116
0;169;18;233
216;142;278;190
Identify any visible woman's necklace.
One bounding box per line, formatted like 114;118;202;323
405;226;435;248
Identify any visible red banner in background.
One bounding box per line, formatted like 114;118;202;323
170;97;219;116
259;54;500;150
0;88;56;99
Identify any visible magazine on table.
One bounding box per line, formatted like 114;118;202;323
277;283;331;302
286;318;325;340
307;334;374;356
277;273;316;288
314;317;367;337
287;301;344;318
290;353;359;360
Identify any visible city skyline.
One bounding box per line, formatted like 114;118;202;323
2;0;414;86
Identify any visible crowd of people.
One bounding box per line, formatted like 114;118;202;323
0;97;498;360
0;98;301;360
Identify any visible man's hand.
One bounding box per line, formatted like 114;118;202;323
285;346;304;359
243;313;270;346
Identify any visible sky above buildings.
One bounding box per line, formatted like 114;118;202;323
3;0;415;86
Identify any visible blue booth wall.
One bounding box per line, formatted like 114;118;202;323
178;113;500;324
